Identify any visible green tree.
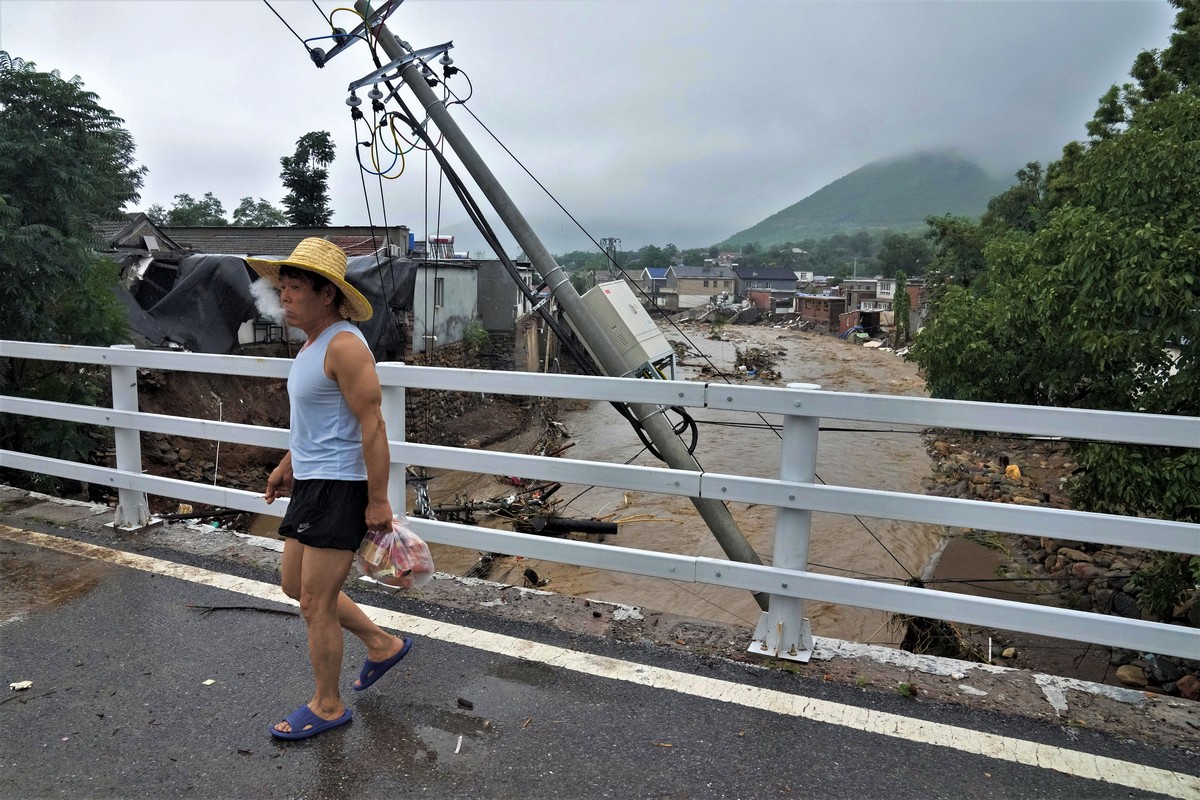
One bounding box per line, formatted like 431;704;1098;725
911;4;1200;527
875;232;932;278
0;52;140;342
145;203;167;224
162;191;227;225
569;271;590;294
0;53;143;485
922;214;988;303
635;244;669;269
280;131;335;226
891;270;910;348
981;162;1048;235
232;196;288;227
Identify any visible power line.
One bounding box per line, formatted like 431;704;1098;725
262;0;312;53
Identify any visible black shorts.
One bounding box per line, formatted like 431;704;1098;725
278;479;370;551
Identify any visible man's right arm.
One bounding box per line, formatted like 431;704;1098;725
265;451;293;504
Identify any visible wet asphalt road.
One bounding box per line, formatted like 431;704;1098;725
1;527;1198;800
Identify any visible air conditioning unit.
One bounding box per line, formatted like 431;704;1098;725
568;280;674;377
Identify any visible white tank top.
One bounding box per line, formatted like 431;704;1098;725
287;320;370;480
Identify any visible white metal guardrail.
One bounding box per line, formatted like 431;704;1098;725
1;340;1198;662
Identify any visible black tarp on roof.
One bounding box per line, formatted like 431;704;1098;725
348;254;417;359
118;253;417;357
139;255;256;354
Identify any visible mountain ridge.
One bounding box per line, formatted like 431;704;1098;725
723;151;1014;247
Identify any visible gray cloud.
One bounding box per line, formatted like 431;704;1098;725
0;0;1176;254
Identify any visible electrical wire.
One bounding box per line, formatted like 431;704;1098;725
347;51;704;461
349;112;406;359
381;88;701;461
352;43;935;586
398;68;917;581
262;0;313;53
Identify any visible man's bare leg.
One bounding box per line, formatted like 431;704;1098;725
275;543;354;734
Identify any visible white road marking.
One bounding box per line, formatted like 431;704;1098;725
6;526;1198;800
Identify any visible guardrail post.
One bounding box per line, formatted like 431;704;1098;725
108;345;152;530
379;363;406;514
750;382;819;662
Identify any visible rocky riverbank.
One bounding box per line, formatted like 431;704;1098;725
922;430;1199;700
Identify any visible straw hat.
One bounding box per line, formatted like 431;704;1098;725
246;238;373;322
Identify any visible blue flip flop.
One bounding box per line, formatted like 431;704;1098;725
270;704;352;740
353;637;413;691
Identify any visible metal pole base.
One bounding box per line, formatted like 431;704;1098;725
748;611;814;663
104;517;164;534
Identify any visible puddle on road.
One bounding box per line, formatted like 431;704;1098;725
488;658;558;687
0;546;112;624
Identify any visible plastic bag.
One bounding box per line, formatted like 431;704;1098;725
356;513;434;589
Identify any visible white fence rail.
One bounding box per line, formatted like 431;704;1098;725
1;340;1197;662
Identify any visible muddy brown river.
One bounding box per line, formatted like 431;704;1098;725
418;323;942;646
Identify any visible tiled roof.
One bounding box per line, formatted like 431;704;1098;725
96;213;142;243
669;265;736;279
160;226;407;258
733;265;798;281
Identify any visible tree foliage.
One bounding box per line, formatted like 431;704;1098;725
891;270;910;348
0;53;142;485
233;196;288;227
159;191;227;226
556;228;885;280
146;194;286;227
280;131;335;226
875;232;932;279
910;6;1200;525
0;52;139;344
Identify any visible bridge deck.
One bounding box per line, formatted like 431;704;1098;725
1;488;1196;800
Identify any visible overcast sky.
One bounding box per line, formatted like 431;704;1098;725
0;0;1177;255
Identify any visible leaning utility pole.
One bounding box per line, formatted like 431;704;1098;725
355;1;766;607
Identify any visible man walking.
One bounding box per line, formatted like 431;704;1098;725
248;238;412;740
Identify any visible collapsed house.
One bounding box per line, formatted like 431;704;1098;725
100;217;427;357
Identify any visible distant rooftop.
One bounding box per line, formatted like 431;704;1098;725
160;225;409;258
670;265;736;279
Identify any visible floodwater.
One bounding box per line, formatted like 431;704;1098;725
419;324;943;646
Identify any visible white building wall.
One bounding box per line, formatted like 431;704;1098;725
413;264;478;354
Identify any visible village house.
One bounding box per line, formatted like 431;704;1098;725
732;264;799;314
662;265;736;312
731;264;798;297
861;276;928;330
620;266;669;311
160;224;410;259
840;278;879;311
796;293;847;333
95;216;540;360
478;260;536;334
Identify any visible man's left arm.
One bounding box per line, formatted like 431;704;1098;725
328;332;393;533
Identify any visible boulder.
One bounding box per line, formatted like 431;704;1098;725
1056;547;1093;563
1115;665;1147;688
1111;592;1141;619
1177;674;1200;702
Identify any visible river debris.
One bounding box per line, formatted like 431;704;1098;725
668;339;704;362
895;613;988;663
